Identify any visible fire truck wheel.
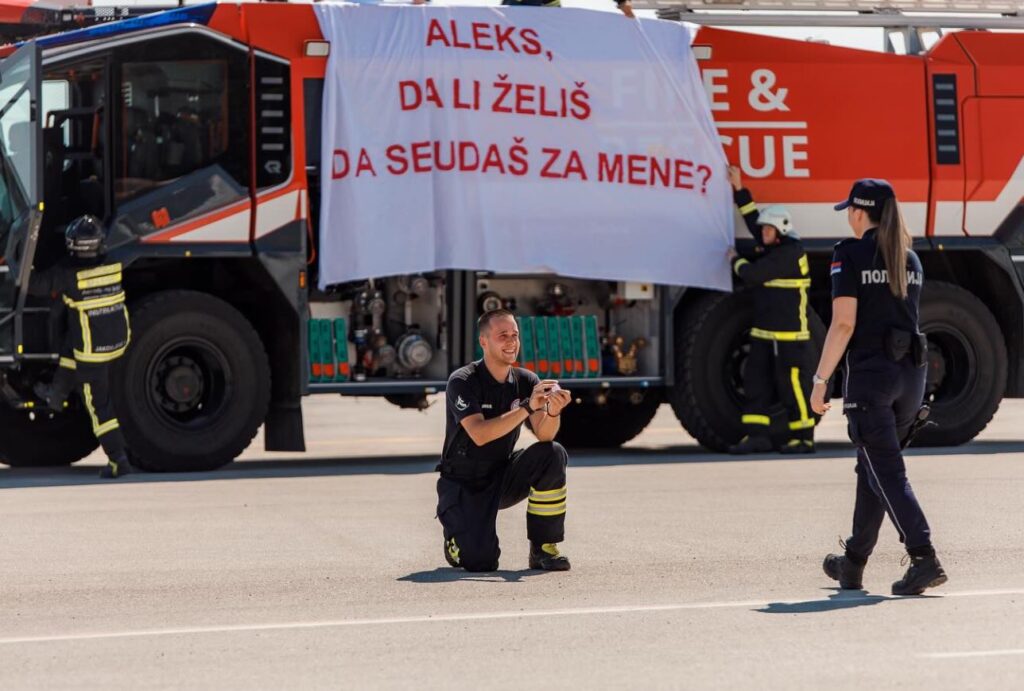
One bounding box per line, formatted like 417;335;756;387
913;281;1006;447
0;405;97;467
555;388;662;449
114;291;271;472
669;291;826;452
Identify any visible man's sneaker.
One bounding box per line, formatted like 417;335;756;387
529;543;571;571
443;537;461;568
727;435;772;454
823;553;865;589
780;439;816;454
892;554;947;596
99;456;135;479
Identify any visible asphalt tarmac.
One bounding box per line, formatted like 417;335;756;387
2;396;1022;689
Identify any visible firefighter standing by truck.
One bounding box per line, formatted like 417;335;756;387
811;179;947;595
436;309;573;572
31;216;136;479
726;166;816;454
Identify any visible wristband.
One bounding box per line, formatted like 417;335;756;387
521;399;535;415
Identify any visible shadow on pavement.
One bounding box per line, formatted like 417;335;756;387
756;587;940;614
3;440;1022;490
758;589;888;614
397;567;546;584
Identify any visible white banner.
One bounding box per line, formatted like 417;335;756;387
314;4;733;290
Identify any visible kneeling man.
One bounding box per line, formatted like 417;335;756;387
437;309;573;572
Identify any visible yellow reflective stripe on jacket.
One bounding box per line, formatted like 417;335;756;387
798;285;809;335
739;202;757;215
59;357;77;370
63;291;126;311
733;258;750;276
742;414;771;426
74;344;129;363
788;419;816;430
798;254;809;276
763;278;811;288
75;263;122;281
77;272;122;290
750;328;810;341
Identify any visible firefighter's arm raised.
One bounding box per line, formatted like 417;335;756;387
530;387;571;442
729;166;764;244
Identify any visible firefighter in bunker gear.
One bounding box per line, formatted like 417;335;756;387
726;166;816;455
811;179;946;596
437;309;572;572
31;215;135;479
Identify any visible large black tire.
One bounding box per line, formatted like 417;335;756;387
914;281;1006;447
113;291;271;472
668;291;826;451
0;405;98;467
555;388;662;449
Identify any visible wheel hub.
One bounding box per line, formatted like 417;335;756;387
157;356;205;413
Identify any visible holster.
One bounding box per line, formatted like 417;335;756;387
900;404;936;449
911;332;928;367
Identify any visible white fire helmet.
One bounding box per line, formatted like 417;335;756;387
756;205;794;235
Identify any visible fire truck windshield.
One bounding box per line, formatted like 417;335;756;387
0;45;35;254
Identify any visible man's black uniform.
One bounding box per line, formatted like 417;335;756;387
830;229;933;562
31;220;132;476
437;361;568;572
729;188;816;449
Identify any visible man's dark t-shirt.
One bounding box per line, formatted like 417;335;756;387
440;360;540;483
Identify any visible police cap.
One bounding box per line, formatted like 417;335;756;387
834;179;895;211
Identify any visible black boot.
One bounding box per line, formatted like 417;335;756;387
823;553;865;589
727;435;773;454
892;554;947;596
779;439;816;454
529;542;571;571
99;454;135;479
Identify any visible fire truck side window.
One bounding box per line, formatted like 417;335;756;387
112;35;250;237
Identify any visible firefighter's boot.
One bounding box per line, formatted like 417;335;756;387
727;435;773;454
823;553;865;589
99;454;136;479
780;439;816;454
529;542;571;571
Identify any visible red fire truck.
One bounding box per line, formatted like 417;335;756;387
0;1;1021;471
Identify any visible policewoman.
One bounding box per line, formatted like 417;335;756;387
810;180;946;596
726;166;816;454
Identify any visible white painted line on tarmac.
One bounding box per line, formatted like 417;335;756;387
2;588;1022;646
920;648;1024;660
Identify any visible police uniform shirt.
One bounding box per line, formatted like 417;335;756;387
442;360;540;470
830;228;923;351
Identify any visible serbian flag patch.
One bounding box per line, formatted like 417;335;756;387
830;261;842;275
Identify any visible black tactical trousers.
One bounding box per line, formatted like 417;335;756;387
52;360;128;463
741;338;816;440
436;441;569;572
843;351;933;559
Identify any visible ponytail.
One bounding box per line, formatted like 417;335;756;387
868;198;912;298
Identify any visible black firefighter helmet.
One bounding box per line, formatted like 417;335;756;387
65;215;106;258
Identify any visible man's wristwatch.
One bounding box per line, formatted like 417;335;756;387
521;398;535;415
812;374;830;386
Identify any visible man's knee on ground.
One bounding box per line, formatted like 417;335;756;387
459;547;500;572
